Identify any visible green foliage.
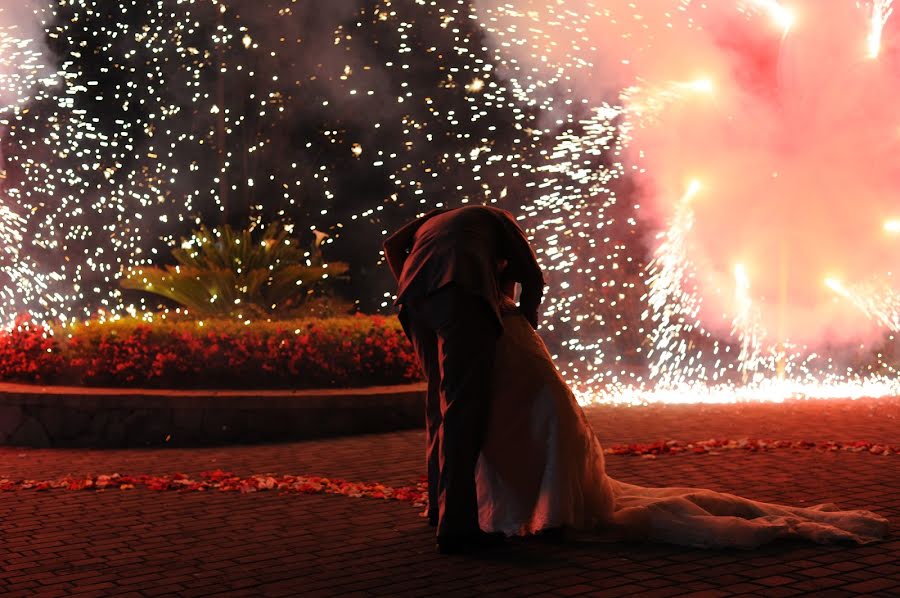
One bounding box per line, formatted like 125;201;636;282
121;222;349;318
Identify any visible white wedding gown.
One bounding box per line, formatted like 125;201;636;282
475;310;890;548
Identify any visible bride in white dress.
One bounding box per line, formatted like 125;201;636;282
475;294;890;549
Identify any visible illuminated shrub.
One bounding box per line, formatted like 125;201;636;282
121;222;350;319
0;315;421;388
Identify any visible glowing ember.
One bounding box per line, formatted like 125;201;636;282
884;219;900;233
465;77;485;93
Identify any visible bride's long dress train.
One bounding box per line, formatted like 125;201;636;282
475;312;890;549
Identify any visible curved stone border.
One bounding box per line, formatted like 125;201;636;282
0;382;426;448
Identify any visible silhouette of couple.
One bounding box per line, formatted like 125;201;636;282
385;205;888;555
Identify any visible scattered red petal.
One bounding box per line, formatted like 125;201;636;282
0;438;891;505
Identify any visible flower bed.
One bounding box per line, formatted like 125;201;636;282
0;314;422;389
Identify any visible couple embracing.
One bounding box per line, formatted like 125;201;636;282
385;205;888;555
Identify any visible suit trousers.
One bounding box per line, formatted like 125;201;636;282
404;285;499;538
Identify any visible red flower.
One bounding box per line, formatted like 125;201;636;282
0;314;422;388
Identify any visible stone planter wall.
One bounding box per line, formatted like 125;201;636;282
0;383;426;447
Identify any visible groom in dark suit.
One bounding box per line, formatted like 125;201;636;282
384;205;544;553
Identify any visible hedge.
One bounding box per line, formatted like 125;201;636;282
0;314;422;389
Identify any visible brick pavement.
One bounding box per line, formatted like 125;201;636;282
0;397;898;597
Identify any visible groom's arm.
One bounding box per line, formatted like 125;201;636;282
383;209;447;281
497;211;545;328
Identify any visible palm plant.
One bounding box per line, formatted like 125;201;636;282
121;222;349;318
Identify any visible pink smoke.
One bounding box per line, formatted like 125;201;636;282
480;0;900;345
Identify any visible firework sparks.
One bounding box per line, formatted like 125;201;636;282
749;0;795;33
620;78;714;131
867;0;893;58
827;276;900;332
732;263;766;383
476;0;900;403
642;180;707;386
1;1;527;324
2;1;900;404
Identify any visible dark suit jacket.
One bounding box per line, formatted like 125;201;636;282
383;205;545;329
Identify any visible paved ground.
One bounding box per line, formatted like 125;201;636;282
1;398;899;597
